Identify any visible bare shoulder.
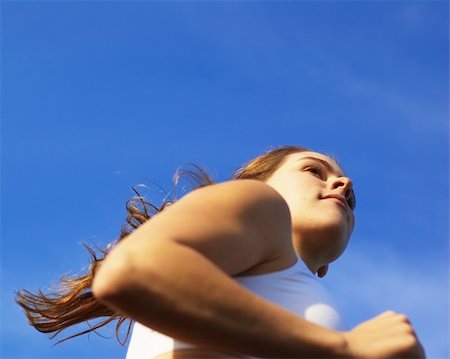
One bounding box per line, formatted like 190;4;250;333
184;179;290;219
147;180;295;275
180;180;292;247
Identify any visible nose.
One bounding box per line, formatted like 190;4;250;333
330;176;353;194
329;176;356;213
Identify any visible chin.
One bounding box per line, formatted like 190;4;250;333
323;215;352;240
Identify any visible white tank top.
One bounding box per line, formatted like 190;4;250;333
126;258;347;359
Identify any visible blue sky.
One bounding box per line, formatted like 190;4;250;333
1;1;448;358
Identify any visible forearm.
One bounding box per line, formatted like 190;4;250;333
94;237;347;358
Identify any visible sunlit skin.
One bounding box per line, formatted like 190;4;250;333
264;151;356;274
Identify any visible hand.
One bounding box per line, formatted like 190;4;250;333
343;311;426;359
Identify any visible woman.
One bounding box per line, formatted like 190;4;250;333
17;146;425;358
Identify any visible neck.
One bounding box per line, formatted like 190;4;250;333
292;232;335;276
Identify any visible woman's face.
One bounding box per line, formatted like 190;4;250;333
264;151;355;269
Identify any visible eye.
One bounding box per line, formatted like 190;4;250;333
304;165;326;180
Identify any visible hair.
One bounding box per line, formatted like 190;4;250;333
15;145;309;346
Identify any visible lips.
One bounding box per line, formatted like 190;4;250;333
322;194;348;208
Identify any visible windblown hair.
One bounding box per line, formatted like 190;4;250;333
15;145;309;345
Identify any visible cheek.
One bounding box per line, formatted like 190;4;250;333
266;176;320;215
285;189;312;215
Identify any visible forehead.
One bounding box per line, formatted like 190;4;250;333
282;151;345;177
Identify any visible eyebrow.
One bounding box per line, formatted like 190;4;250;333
297;156;344;177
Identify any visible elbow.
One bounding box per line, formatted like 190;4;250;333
92;250;132;303
91;272;114;303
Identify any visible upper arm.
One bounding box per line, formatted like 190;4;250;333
113;180;293;276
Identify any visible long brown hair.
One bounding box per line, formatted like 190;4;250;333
15;145;309;345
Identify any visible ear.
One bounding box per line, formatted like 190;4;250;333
317;264;329;278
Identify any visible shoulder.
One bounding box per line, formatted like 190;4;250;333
181;180;292;240
156;180;295;275
184;179;290;218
